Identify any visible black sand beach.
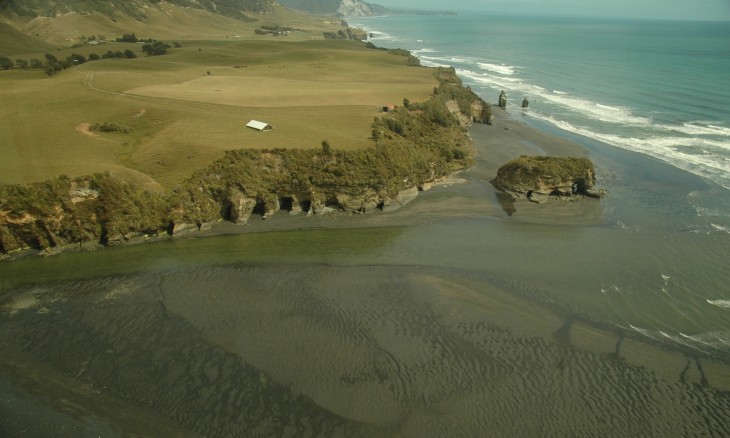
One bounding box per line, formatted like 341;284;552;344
2;112;730;437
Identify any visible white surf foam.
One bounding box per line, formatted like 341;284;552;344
675;122;730;137
707;299;730;309
524;113;730;190
631;325;730;352
477;62;518;76
368;31;400;42
678;332;730;349
710;223;730;234
457;67;654;126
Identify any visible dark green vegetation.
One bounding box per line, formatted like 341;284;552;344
89;122;132;134
365;44;421;66
497;156;595;186
494;155;600;199
2;33;173;74
0;68;489;254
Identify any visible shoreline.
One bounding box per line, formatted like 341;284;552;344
1;107;607;262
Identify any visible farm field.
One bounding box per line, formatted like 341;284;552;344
1;37;438;190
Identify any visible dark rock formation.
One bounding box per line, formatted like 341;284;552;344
522;97;529;108
493;155;606;202
499;90;507;109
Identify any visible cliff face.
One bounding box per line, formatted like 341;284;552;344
278;0;387;17
1;71;489;257
337;0;375;17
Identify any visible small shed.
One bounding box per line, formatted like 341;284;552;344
382;103;395;113
246;120;274;132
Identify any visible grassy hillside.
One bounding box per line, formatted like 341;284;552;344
0;22;54;55
0;4;337;48
0;0;273;20
0;37;439;189
278;0;344;14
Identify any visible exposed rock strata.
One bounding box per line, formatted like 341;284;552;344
1;73;486;256
493;155;606;202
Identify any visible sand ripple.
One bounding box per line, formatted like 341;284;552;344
1;265;729;436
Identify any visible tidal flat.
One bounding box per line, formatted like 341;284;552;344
1;112;730;436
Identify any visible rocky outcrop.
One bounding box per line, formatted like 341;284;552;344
382;186;419;212
336;0;375;17
227;189;258;224
499;90;507;109
1;77;480;257
493;155;606;202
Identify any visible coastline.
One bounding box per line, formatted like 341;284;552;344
207;106;605;236
0;105;606;263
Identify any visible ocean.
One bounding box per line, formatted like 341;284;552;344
2;13;730;435
352;14;730;191
347;12;730;353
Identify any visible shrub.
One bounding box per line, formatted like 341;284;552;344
89;122;131;134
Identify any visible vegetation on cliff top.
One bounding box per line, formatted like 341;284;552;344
0;67;489;254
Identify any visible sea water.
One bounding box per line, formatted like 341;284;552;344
351;14;730;191
2;13;730;435
346;13;730;354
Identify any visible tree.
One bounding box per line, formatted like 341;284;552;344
118;33;138;43
30;58;42;68
88;53;100;61
124;49;137;59
44;53;58;63
68;53;86;64
43;62;61;76
102;51;115;59
141;41;169;56
15;58;28;69
0;56;13;70
321;140;332;155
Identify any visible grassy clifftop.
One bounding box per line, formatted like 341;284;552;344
0;3;492;256
0;68;490;255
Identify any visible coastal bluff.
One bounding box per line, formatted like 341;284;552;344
0;68;491;257
493;155;606;203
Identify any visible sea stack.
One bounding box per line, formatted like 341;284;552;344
499;90;507;108
493;155;606;201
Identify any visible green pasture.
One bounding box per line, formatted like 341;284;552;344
1;38;439;190
10;4;336;48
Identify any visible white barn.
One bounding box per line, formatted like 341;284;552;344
246;120;274;132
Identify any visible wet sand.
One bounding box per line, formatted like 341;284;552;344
2;114;729;436
205;108;603;238
2;265;729;436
